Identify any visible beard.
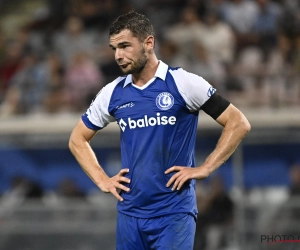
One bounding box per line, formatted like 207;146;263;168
119;47;147;74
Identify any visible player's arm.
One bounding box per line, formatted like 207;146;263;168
200;102;251;174
69;119;130;201
165;94;251;190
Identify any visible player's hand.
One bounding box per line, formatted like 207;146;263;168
100;168;131;201
165;166;210;191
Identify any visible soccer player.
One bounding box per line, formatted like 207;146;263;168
69;10;251;250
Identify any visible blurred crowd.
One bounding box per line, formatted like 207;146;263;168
0;0;300;116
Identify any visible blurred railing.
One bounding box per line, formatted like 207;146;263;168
0;194;118;250
0;194;300;250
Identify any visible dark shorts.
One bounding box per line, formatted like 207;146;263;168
116;212;196;250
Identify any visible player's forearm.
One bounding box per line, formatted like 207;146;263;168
69;137;109;188
200;113;251;175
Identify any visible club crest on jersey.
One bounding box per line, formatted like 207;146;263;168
207;87;216;97
156;92;174;110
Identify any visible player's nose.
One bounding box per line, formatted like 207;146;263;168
115;48;123;61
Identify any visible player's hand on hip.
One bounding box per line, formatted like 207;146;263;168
100;168;130;202
165;166;209;191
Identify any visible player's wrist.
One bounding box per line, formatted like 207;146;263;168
95;172;110;190
195;165;213;179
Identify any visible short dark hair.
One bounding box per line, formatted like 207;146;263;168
109;10;155;42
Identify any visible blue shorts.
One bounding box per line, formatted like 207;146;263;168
116;212;196;250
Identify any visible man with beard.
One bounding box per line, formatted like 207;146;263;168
69;10;251;250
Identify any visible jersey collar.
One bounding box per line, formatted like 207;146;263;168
123;60;168;88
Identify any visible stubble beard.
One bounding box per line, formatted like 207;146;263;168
120;47;147;75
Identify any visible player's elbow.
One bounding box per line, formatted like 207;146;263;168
69;132;80;155
68;135;76;154
228;111;251;137
238;116;251;135
243;121;251;136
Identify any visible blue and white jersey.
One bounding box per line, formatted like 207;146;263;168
82;61;215;219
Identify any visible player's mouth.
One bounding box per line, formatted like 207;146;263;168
119;63;129;69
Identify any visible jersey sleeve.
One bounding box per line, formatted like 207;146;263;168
169;68;216;112
81;78;121;130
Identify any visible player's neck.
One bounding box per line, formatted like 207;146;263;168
132;56;159;87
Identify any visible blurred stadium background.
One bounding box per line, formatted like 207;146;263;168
0;0;300;249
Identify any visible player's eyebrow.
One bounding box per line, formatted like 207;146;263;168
109;42;131;49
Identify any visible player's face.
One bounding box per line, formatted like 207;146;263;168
109;29;148;74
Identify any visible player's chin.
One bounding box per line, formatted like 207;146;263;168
121;64;136;74
122;68;132;74
121;69;129;74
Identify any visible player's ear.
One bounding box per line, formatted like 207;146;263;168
144;35;155;53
